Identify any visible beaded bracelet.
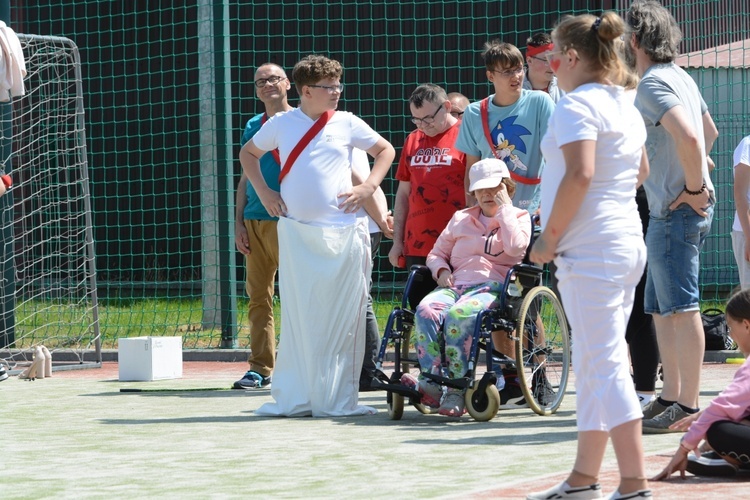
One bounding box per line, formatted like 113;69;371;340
684;181;706;195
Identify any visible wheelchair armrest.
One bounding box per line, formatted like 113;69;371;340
513;263;543;275
509;263;544;291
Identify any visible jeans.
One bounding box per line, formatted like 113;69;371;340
732;230;750;290
644;203;713;315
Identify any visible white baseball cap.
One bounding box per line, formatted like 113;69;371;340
468;158;510;193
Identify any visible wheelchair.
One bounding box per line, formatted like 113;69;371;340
372;251;571;421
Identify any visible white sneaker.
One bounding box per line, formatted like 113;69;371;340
606;489;652;499
527;481;602;499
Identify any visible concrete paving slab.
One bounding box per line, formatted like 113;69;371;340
1;360;748;499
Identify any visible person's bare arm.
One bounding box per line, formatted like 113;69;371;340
660;105;710;216
240;140;286;217
338;138;395;213
370;186;393;238
703;110;719;173
735;163;750;262
235;176;250;255
702;110;718;156
388;181;410;267
352;167;392;238
637;146;649;188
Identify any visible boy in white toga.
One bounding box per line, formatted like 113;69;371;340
240;54;395;417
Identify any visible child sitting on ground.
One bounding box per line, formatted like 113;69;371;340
654;288;750;479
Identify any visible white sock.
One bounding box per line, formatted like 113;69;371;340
636;392;656;409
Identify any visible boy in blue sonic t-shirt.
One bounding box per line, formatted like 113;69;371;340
456;40;555;214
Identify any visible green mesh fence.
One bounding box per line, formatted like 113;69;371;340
6;0;749;350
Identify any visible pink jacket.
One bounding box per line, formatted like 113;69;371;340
682;357;750;450
427;205;531;287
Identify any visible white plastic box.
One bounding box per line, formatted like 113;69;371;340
118;336;183;381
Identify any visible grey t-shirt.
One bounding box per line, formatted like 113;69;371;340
635;62;711;218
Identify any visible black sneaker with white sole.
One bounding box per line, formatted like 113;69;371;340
499;382;528;409
532;369;556;407
0;365;7;382
686;451;739;477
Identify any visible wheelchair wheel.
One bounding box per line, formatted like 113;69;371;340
465;382;500;421
414;401;439;415
387;391;404;420
514;285;571;416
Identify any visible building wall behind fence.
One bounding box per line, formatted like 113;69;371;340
11;1;749;345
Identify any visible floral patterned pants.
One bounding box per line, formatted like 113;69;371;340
414;281;503;379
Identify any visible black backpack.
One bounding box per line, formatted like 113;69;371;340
701;308;734;351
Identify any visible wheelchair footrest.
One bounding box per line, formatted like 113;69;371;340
421;373;474;391
376;380;421;400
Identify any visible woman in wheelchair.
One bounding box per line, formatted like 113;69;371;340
400;158;531;417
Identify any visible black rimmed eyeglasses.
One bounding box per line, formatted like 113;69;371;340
254;76;286;88
411;104;446;125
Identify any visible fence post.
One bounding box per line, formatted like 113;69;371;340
198;0;237;347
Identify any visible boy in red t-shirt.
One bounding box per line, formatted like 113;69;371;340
388;84;467;269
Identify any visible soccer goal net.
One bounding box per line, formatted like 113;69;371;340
0;34;100;373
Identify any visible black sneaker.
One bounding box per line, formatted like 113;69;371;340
686;451;739;477
359;376;379;392
232;370;271;389
532;370;555;407
499;382;528;410
0;365;7;382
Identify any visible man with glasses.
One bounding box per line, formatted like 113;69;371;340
388;83;466;270
232;63;293;390
240;54;395;417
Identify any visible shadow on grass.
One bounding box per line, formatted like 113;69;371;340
81;389;269;398
323;405;580;445
98;415;252;425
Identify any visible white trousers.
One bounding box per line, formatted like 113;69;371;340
732;230;750;290
255;217;375;417
554;241;646;432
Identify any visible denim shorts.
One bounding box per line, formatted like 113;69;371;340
644;203;713;315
